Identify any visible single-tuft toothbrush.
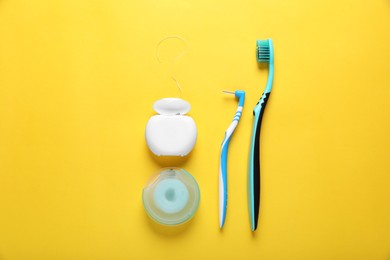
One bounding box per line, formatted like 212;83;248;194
219;90;245;228
248;39;274;231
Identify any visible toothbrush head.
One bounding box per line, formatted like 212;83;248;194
257;39;274;64
222;90;245;106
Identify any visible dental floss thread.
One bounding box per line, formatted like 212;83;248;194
156;36;189;95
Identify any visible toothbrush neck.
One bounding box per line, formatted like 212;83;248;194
238;97;245;107
264;62;274;93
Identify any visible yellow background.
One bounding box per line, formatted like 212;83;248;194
0;0;390;259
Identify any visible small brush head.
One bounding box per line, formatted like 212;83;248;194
257;39;272;63
222;90;245;106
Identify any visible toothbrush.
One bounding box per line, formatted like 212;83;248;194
219;90;245;228
248;39;274;231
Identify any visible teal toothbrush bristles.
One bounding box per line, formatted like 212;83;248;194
256;39;274;93
257;40;271;63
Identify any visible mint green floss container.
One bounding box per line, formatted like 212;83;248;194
142;168;200;225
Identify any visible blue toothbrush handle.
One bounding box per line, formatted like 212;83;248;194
248;92;270;231
219;106;243;228
219;127;233;228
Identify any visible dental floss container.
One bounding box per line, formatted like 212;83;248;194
145;98;197;156
142;168;200;225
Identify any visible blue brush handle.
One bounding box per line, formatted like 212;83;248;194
219;108;241;228
219;91;245;228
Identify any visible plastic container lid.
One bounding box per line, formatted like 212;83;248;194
153;98;191;115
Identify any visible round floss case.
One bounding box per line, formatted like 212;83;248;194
145;98;197;156
142;168;200;226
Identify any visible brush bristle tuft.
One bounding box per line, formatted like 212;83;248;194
257;40;270;63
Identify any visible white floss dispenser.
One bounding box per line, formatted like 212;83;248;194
145;98;197;157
